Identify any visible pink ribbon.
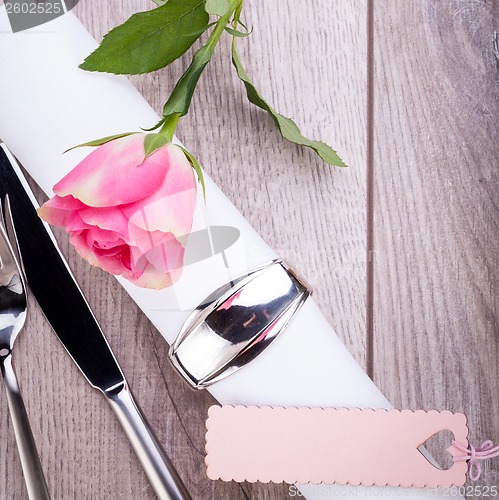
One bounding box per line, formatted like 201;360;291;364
452;440;499;481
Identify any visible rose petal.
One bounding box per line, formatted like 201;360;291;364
64;212;93;233
122;144;197;237
131;233;184;274
126;223;178;254
126;190;197;239
93;244;128;258
84;227;123;248
123;260;182;290
45;194;86;210
37;206;71;228
78;206;130;238
37;195;84;227
70;232;127;276
54;134;170;207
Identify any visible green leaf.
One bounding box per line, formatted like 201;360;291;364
204;0;230;16
231;45;346;167
80;0;209;75
141;118;167;132
235;18;249;32
178;146;206;199
152;0;168;5
63;132;137;153
143;133;170;157
224;26;252;37
162;44;213;118
184;21;217;37
161;1;239;120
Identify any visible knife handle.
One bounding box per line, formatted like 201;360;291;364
1;354;51;500
106;382;191;500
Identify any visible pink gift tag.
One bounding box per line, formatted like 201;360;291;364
205;406;469;487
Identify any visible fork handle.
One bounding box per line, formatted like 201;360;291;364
1;354;51;500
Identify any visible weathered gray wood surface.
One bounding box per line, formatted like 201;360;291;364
371;0;499;491
0;0;496;498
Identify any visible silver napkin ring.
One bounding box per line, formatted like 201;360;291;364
169;259;311;390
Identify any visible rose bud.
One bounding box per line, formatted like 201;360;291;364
38;133;197;289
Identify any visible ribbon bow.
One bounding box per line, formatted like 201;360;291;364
452;440;499;481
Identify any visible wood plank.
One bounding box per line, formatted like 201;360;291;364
0;1;368;499
372;0;499;489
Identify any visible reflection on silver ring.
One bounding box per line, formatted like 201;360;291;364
169;259;312;390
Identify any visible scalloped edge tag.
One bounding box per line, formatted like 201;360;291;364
205;406;469;487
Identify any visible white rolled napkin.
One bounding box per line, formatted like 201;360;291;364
0;9;454;499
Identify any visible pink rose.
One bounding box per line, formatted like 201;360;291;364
38;134;197;289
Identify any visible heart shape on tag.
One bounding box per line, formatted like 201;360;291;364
418;429;456;470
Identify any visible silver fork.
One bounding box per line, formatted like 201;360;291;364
0;196;50;500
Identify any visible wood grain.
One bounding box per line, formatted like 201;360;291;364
372;0;499;491
0;1;368;499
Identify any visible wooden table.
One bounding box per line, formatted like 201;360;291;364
0;1;497;498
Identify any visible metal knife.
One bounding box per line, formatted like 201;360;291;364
0;144;191;500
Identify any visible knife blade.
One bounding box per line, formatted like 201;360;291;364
0;144;191;500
